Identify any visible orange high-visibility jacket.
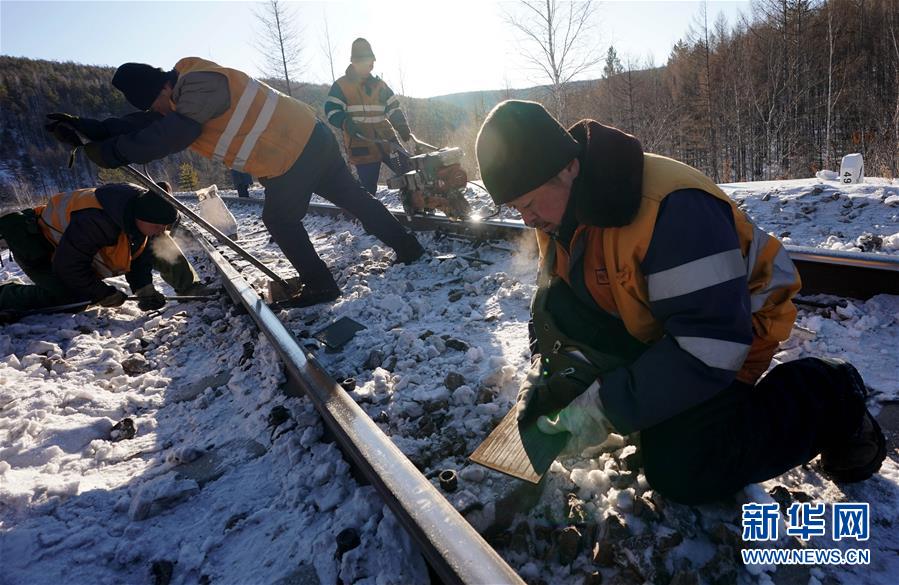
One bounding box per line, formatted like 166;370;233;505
327;69;409;165
174;57;317;179
35;188;147;278
537;153;801;384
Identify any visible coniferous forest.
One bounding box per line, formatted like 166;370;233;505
1;0;896;206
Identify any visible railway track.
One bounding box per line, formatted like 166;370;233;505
306;201;899;299
180;194;899;584
187;225;524;585
185;195;899;299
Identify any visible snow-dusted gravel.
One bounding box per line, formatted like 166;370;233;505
0;248;427;585
2;175;898;585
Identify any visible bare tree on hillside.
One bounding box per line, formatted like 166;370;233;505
396;58;408;98
687;1;720;181
504;0;603;123
502;73;515;101
601;46;623;126
255;0;303;96
890;3;899;176
320;7;337;83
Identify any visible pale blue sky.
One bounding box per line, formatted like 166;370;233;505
1;0;751;97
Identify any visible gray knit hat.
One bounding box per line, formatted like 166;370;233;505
351;38;375;62
476;100;581;205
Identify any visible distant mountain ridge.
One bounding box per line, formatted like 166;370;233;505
3;0;897;207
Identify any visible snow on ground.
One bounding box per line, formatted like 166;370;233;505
2;176;898;585
721;177;899;254
0;250;427;584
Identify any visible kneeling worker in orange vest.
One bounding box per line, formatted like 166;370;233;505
476;100;886;503
45;58;425;308
0;182;207;315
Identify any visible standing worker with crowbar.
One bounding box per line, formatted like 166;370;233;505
45;56;425;308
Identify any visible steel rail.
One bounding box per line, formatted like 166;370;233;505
786;246;899;298
187;195;899;300
123;165;295;291
189;230;524;585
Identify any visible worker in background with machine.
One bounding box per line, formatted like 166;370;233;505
0;182;208;315
475;100;886;504
45;57;424;308
324;38;419;196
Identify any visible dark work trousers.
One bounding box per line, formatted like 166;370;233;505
259;121;418;291
355;145;411;196
0;209;73;310
230;169;252;198
541;277;868;506
640;357;867;505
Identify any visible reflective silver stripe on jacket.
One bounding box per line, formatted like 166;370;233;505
352;114;388;124
744;223;768;280
41;191;117;277
41;191;77;244
744;223;799;312
674;336;751;371
647;248;746;302
750;244;798;312
213;78;261;163
347;104;386;113
232;88;279;171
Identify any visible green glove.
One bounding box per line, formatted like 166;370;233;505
516;359;548;421
96;289;127;308
135;285;166;311
518;359;600;422
537;380;611;452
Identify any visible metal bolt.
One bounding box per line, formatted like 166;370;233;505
438;469;458;492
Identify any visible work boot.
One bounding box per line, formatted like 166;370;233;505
818;359;887;483
279;284;341;308
820;410;887;483
393;239;426;265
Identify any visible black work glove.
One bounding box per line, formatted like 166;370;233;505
343;118;362;139
135;285;166;311
46;112;79;126
45;114;85;148
96;288;127;308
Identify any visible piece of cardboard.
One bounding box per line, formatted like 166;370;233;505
470;407;570;484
